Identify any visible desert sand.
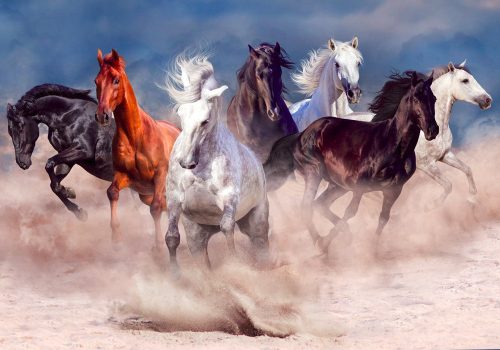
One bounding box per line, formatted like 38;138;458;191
1;135;500;349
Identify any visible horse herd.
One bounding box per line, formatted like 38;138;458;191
6;37;493;273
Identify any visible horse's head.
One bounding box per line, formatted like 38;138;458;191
94;48;126;126
407;72;438;140
328;37;362;103
247;42;293;121
443;61;492;110
177;84;228;170
6;103;39;169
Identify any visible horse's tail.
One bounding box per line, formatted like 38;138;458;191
263;133;300;192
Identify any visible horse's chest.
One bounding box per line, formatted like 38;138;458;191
48;130;71;151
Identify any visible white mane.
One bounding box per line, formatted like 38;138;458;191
291;41;363;96
163;52;215;109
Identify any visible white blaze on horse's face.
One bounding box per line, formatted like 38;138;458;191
329;37;362;104
446;62;492;110
176;85;228;170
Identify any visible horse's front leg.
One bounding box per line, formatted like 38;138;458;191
220;193;239;256
45;145;91;220
375;186;402;236
419;162;452;207
165;191;182;276
107;172;131;244
151;170;167;252
302;171;322;247
441;151;477;202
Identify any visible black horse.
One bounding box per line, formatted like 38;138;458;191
264;72;438;251
227;42;298;163
6;84;115;220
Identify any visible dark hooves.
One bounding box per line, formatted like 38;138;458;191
75;208;88;221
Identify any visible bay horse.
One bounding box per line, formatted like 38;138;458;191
6;84;114;220
289;37;363;131
227;42;297;163
94;49;180;250
264;72;438;251
163;53;269;272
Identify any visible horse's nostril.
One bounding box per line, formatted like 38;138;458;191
347;90;354;98
486;97;492;105
95;114;98;122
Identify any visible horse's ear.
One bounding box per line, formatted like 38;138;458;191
448;62;455;72
410;71;419;87
248;45;259;59
426;71;434;85
203;85;228;101
351;36;359;49
459;59;467;68
111;49;120;62
274;42;281;56
97;49;103;66
328;38;335;51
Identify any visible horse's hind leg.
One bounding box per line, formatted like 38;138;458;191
220;196;239;255
237;199;270;267
183;217;219;269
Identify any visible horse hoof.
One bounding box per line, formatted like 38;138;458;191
75;208;88;221
65;187;76;199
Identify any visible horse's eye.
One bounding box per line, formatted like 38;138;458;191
462;78;469;84
200;120;209;127
357;62;361;67
335;62;340;69
113;78;120;85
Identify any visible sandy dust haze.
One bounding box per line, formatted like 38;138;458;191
1;127;500;349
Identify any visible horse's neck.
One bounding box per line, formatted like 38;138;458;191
388;104;420;156
334;91;353;116
32;95;73;127
236;83;265;117
309;59;339;116
432;78;454;132
114;79;143;141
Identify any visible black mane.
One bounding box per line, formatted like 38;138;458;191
14;84;96;115
370;71;426;122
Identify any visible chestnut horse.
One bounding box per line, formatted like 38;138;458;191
264;72;438;252
94;49;180;251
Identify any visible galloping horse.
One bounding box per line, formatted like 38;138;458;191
6;84;114;220
94;49;180;250
289;37;363;131
163;53;269;272
265;72;438;251
227;42;297;163
343;61;492;206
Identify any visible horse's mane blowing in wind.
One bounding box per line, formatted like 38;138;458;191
163;52;216;109
292;41;363;96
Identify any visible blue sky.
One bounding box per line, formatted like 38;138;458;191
1;0;499;145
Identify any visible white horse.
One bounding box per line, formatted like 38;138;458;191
289;37;363;131
163;53;269;272
344;61;492;205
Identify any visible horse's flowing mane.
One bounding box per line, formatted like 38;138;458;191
370;63;471;122
163;52;215;110
236;42;293;94
292;41;363;96
14;84;96;115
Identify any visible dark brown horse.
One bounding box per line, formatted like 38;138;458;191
227;42;297;163
264;72;438;251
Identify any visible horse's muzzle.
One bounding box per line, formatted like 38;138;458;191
179;160;197;170
347;87;362;104
16;154;31;170
95;111;112;126
424;124;439;141
477;95;492;110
